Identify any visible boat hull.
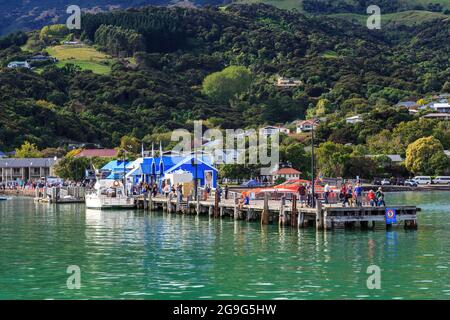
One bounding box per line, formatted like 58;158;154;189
85;196;135;209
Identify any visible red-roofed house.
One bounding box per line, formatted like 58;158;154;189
295;120;318;133
74;149;118;158
271;167;301;182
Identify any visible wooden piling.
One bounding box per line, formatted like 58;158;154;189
261;192;269;225
176;193;181;212
279;196;286;226
149;191;152;211
143;192;148;210
316;201;323;230
196;187;200;215
214;190;219;218
168;193;173;213
291;194;298;227
233;192;239;220
208;205;213;217
298;211;305;228
186;195;190;214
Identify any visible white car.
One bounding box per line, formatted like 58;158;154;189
381;179;391;186
433;176;450;184
404;179;418;187
412;176;432;185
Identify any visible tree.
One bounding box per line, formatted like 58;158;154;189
280;143;310;178
39;24;69;42
405;136;448;175
314;98;331;117
15;141;42;158
55;156;110;181
119;135;141;155
40;147;66;158
315;141;352;178
54;156;90;181
202;66;252;103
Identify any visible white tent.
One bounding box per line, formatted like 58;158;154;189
164;170;193;185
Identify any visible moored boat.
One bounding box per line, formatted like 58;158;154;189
85;179;134;209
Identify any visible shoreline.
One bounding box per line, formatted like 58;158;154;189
2;185;450;199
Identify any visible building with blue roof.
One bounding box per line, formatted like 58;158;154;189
125;154;217;190
100;160;130;180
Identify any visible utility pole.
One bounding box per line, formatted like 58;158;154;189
311;119;315;208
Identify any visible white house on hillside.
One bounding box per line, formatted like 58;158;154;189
346;115;363;124
259;126;290;136
7;61;31;69
276;77;302;88
431;103;450;113
295;119;318;133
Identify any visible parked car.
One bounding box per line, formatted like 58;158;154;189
241;180;263;188
433;176;450;184
381;179;391;186
395;177;405;186
412;176;432;185
372;177;382;185
404;179;418;187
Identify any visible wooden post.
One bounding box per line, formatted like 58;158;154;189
214;190;219;218
185;195;190;214
196;187;200;215
261;192;269;225
233;192;239;220
176;192;181;212
246;207;252;221
208;205;213;217
279;196;286;226
149;191;152;211
143;192;148;210
316;200;323;230
298;211;305;228
291;194;298;227
324;209;332;230
168;193;173;213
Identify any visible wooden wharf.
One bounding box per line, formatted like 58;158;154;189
135;190;419;231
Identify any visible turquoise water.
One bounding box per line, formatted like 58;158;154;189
0;192;449;300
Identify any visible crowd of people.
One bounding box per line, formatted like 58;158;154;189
0;179;90;191
337;183;385;207
294;181;386;208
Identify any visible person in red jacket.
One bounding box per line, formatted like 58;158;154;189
367;189;376;207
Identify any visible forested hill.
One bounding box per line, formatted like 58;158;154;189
0;0;225;36
0;4;449;151
2;1;449;36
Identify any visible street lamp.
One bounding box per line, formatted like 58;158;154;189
191;155;198;200
311;119;316;208
29;161;33;182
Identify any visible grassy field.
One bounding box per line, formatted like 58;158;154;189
45;45;112;74
234;0;450;13
331;10;449;27
235;0;303;11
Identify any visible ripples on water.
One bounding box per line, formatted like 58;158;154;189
0;192;449;299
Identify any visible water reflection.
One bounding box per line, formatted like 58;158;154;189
0;193;449;299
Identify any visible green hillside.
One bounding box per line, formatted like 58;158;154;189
0;4;448;158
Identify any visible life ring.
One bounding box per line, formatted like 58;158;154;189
113;180;120;187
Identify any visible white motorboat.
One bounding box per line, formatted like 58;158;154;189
85;179;135;209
